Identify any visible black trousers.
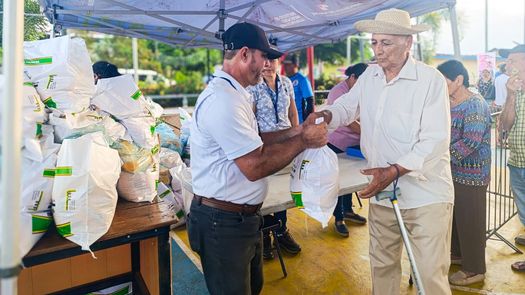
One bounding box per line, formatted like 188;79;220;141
187;198;264;295
451;182;487;274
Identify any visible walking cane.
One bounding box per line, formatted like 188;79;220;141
375;172;426;295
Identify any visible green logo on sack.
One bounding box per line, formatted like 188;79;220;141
176;210;185;218
65;189;76;210
158;189;171;199
56;222;73;237
55;166;72;176
32;215;52;234
36;123;43;138
46;75;56;89
43;96;57;109
24;57;52;66
291;192;304;208
131;89;142;100
151;145;160;155
31;191;44;211
43;168;55;178
23;82;34;86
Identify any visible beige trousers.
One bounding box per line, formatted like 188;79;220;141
368;202;453;295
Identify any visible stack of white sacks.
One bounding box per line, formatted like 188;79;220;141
91;73;163;203
15;35;122;255
1;35;193;258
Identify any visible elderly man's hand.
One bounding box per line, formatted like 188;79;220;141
358;165;398;199
301;113;328;148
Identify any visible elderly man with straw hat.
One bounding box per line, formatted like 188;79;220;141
315;8;454;295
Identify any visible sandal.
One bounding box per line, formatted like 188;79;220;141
449;270;485;286
511;261;525;272
515;235;525;246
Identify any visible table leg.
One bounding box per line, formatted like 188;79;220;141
131;241;150;294
157;229;171;295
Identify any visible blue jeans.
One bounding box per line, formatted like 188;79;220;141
509;165;525;226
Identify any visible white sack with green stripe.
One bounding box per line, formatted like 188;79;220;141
92;74;154;119
0;78;47;161
23;36;94;112
289;147;339;228
15;128;60;258
52;132;121;251
49;109;130;144
91;74;163;150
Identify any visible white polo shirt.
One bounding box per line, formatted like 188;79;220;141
190;70;268;205
326;57;454;209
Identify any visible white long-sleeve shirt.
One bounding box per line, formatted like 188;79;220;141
326;57;454;209
494;73;509;107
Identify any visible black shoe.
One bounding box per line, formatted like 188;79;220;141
344;212;367;225
275;230;301;254
334;221;349;238
263;232;274;260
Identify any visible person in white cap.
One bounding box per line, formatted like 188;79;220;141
314;8;454;295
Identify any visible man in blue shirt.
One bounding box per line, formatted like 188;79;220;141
283;53;314;123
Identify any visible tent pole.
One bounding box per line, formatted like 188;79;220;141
449;3;462;60
218;0;226;38
132;37;139;84
1;0;24;292
346;36;351;65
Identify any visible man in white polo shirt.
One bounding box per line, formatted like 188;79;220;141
188;22;327;295
315;9;454;295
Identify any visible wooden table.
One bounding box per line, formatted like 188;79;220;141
23;200;177;295
261;154;369;215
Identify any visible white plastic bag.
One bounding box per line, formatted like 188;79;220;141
290;146;339;227
48;109;104;143
92;74;154;119
17;134;60;258
120;116;159;150
24;35;95;112
117;166;159;203
52;132;121;251
0;78;47;161
158;182;185;222
170;165;193;215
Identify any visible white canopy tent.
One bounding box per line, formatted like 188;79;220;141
1;1;461;293
40;0;457;52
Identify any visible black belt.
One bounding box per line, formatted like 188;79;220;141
194;195;262;214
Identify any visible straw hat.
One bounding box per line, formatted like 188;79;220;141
354;9;430;35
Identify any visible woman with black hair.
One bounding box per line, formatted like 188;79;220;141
92;61;121;84
437;59;492;286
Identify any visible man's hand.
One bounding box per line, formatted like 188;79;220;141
301;113;328;148
506;75;525;93
358;165;398;199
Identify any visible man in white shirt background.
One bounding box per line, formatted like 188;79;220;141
316;9;454;295
494;63;509;110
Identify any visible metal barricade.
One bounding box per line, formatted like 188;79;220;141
486;111;522;253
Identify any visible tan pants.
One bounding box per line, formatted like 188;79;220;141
369;202;453;295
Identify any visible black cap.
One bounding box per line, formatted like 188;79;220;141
222;22;283;59
499;44;525;58
282;53;299;65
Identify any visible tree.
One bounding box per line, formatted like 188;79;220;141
314;35;372;66
0;0;48;47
